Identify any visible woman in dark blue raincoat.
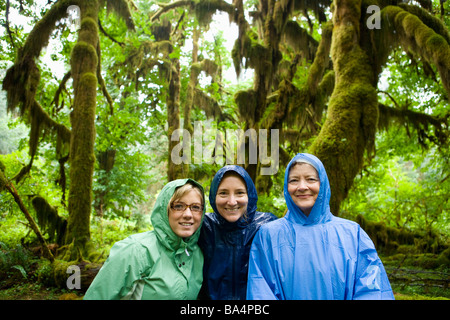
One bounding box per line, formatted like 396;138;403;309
198;165;277;300
247;153;394;300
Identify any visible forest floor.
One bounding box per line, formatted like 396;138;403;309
1;216;448;300
0;280;448;300
0;262;448;300
0;281;84;300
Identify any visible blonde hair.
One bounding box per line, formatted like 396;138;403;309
168;182;204;212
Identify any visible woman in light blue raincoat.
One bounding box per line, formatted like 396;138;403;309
246;153;394;300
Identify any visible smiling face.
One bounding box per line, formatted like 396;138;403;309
215;173;249;223
168;187;203;239
287;163;320;216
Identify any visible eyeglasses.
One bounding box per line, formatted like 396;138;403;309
170;202;203;213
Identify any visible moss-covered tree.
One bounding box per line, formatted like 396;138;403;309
150;0;448;215
310;0;449;214
64;0;101;259
2;0;136;260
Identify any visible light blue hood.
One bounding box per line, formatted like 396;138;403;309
284;153;333;225
246;153;395;300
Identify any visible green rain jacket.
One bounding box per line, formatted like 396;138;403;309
83;179;206;300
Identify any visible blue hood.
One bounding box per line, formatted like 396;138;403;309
247;153;395;300
209;165;258;228
199;165;277;299
284;153;333;225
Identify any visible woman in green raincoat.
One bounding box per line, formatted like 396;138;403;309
84;179;206;300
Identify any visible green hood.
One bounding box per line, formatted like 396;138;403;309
84;178;206;300
151;178;206;254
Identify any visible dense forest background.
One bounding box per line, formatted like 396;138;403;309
0;0;449;300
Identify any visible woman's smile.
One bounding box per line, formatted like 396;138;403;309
215;174;248;223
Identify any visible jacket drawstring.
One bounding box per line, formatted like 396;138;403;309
182;241;190;256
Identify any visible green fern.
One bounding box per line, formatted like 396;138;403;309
11;265;28;279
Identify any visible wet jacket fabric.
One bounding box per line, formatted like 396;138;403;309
84;179;205;300
246;153;394;300
198;165;277;300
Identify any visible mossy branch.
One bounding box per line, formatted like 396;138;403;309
382;5;450;96
151;0;234;24
378;102;448;147
0;167;54;262
151;0;194;21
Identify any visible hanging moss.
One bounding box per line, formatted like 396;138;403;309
194;0;234;27
2;0;69;113
234;89;258;127
283;20;318;60
105;0;136;30
307;21;332;94
31;196;67;245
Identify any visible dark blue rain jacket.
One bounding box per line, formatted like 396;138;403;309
247;153;394;300
198;165;277;300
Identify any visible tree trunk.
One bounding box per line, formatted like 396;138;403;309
309;0;378;215
167;56;184;181
66;0;100;259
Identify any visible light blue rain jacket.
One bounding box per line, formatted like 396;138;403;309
246;153;394;300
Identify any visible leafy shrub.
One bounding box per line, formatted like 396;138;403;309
0;242;36;281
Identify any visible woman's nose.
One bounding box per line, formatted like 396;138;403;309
296;179;308;190
183;207;193;218
227;195;237;205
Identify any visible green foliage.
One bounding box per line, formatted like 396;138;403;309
0;242;36;281
0;0;449;300
342;128;449;242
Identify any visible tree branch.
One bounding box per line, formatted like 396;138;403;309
5;0;17;48
98;18;125;47
51;71;72;114
151;0;193;22
383;5;450;96
378;102;448;146
0;169;54;262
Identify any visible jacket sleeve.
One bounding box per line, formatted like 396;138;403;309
352;227;395;300
246;227;281;300
83;238;146;300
